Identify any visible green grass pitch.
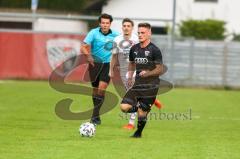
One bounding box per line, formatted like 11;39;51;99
0;81;240;159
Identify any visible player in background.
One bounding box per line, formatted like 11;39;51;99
109;18;163;130
81;13;119;125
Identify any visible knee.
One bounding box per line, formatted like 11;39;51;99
138;101;151;112
138;109;147;117
92;88;98;95
120;104;130;113
97;89;105;96
138;115;147;122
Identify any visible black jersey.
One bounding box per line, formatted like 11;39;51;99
129;42;162;84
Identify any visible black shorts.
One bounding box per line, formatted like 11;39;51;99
121;82;160;112
89;62;110;87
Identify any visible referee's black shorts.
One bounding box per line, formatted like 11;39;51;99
89;62;110;88
121;79;160;112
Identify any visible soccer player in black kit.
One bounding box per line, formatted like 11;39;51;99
120;23;164;138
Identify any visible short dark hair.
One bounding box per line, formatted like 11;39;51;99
122;18;134;26
98;13;113;23
138;23;151;29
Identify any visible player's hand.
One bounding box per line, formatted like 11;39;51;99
139;70;149;77
109;71;114;78
87;56;94;67
127;78;133;87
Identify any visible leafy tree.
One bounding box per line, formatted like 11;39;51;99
0;0;109;13
179;19;226;40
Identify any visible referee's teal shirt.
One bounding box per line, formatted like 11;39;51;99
83;27;119;63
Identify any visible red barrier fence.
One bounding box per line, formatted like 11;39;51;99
0;31;88;81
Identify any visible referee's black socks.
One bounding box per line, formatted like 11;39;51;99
91;94;104;119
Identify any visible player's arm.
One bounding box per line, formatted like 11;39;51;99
81;30;95;66
81;44;94;66
140;47;164;78
139;64;164;77
109;54;118;78
127;47;136;87
127;61;136;87
127;61;136;79
109;41;119;77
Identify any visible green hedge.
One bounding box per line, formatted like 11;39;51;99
0;0;107;13
38;0;87;12
233;33;240;41
0;0;30;8
179;19;226;40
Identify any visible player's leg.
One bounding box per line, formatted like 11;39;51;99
131;97;155;138
120;103;134;112
120;102;138;129
122;112;136;129
91;63;110;125
120;87;139;112
129;112;137;125
124;99;162;129
131;108;148;138
90;80;101;124
123;80;137;130
89;63;103;125
122;71;137;129
90;81;109;125
88;63;100;123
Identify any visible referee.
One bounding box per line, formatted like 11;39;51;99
120;23;164;137
81;13;119;125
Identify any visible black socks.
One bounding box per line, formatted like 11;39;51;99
91;95;104;119
132;116;147;138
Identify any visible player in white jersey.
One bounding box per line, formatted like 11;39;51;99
110;18;163;130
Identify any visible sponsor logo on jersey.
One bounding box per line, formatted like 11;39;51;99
145;51;150;56
134;58;148;64
134;51;138;55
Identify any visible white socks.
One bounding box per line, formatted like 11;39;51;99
129;112;137;125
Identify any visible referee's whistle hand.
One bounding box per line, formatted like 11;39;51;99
87;57;95;67
89;61;95;67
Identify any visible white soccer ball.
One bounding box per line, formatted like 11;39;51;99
79;122;96;137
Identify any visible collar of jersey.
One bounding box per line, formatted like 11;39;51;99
99;28;112;36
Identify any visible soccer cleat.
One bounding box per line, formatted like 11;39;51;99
154;99;163;109
90;117;101;125
123;123;135;130
130;131;142;138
